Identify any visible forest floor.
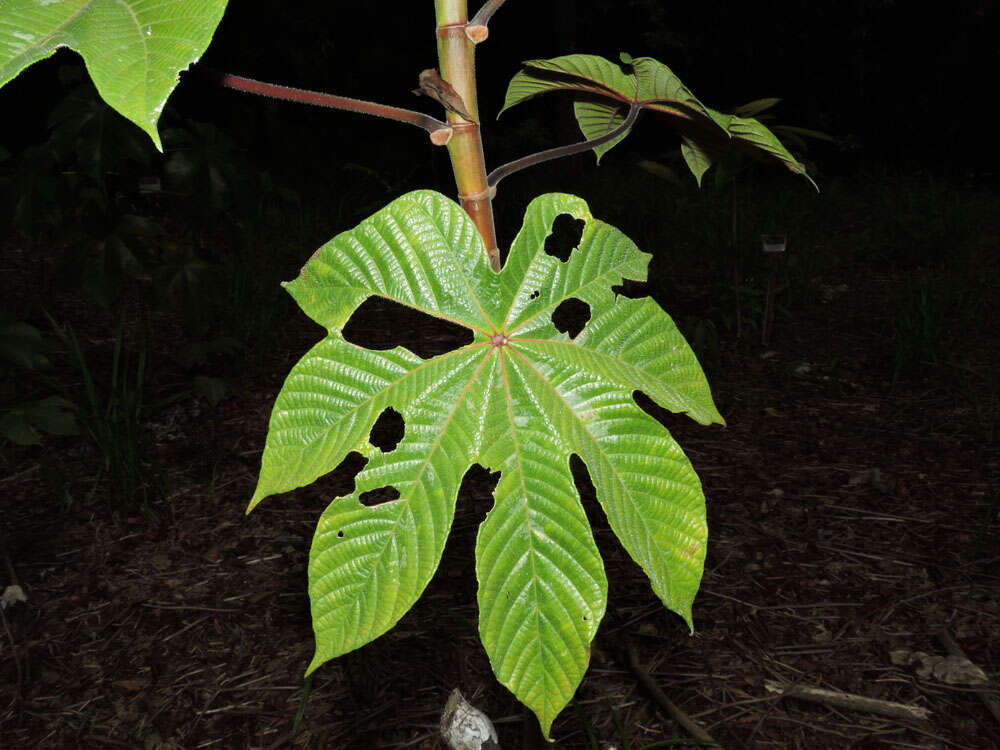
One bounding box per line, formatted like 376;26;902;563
2;217;999;749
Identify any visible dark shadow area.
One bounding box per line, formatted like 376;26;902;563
569;454;606;533
369;407;404;452
551;297;590;338
306;450;367;502
343;296;474;358
358;485;401;507
611;278;650;299
543;214;585;262
632;389;689;434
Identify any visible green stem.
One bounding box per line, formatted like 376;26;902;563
435;0;500;271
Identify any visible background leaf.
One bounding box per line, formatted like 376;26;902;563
0;0;228;149
502;53;814;186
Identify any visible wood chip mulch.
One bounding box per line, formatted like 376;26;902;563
2;242;998;749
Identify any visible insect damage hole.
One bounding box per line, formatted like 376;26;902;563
552;298;590;339
632;390;687;433
611;278;650;299
369;407;404;452
544;214;585;262
344;296;473;358
359;486;401;508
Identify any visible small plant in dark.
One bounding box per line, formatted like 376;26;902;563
1;0;818;739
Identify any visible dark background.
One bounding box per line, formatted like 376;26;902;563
2;3;999;748
2;0;995;182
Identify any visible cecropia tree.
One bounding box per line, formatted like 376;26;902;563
0;0;817;737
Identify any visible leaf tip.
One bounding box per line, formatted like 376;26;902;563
305;652;325;678
246;487;268;514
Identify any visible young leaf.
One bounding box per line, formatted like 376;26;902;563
502;53;814;186
500;54;638;115
734;97;782;117
251;190;722;738
0;0;228;149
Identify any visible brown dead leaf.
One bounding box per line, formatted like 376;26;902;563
413;69;475;122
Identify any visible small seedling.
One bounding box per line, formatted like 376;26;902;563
0;0;814;738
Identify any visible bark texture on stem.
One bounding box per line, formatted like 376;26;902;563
435;0;500;271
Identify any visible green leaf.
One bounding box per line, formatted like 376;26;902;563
47;84;153;180
0;320;53;371
681;138;713;187
734;97;782;117
500;54;638;116
501;53;815;187
0;396;78;445
0;0;228;149
724;111;818;190
251;190;721;738
773;124;837;143
502;54;717;164
571;98;629;164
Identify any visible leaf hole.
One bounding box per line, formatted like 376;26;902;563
552;298;590;339
569;453;608;539
611;278;649;299
337;530;345;538
343;297;473;358
358;486;401;508
529;290;540;300
632;390;686;432
544;214;585;262
306;451;367;502
369;407;404;452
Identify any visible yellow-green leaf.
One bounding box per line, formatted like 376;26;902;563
252;190;721;738
0;0;228;149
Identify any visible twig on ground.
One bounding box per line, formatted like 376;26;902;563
627;644;720;745
764;680;930;721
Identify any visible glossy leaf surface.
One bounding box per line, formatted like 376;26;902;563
503;53;814;186
251;190;722;737
0;0;227;149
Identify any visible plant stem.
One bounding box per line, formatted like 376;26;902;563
435;0;500;271
488;101;640;188
201;70;454;144
467;0;506;41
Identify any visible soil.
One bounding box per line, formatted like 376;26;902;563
1;232;998;749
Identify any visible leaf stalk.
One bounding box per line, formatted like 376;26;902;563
488;102;641;189
201;69;454;145
467;0;507;42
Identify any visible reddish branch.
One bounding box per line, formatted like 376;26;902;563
487;101;641;189
466;0;507;42
199;69;454;145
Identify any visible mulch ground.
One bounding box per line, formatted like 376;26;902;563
2;230;998;749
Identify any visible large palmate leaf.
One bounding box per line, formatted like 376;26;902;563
502;53;815;187
0;0;228;149
250;190;722;737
